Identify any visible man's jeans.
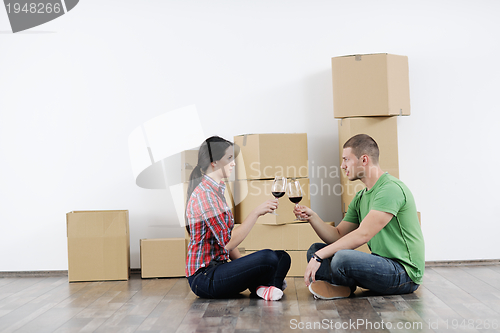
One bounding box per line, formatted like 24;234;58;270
188;249;291;299
307;243;419;295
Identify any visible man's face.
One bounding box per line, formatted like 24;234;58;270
341;147;364;181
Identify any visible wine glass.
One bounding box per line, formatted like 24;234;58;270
270;176;287;215
287;179;304;221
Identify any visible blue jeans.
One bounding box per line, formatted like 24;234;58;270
307;243;419;295
187;249;291;299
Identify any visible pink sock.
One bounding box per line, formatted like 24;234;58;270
256;286;283;301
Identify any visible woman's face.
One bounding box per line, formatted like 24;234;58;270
218;146;236;179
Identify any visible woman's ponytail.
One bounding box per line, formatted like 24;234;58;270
185;165;203;235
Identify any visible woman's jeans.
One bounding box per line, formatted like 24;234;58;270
187;249;291;299
307;243;419;295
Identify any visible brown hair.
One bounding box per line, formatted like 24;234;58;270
343;134;379;165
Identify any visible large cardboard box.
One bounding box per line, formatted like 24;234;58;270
234;178;310;225
236;222;325;251
140;238;187;278
241;250;306;277
234;134;308;180
237;222;372;252
332;53;410;118
355;244;371;254
338;117;399;213
287;250;308;277
66;210;130;282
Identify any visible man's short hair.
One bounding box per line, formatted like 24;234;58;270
343;134;379;165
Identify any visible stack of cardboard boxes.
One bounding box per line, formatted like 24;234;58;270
233;134;309;225
332;53;412;220
232;133;318;276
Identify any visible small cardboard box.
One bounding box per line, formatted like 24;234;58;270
332;53;410;118
66;210;130;282
234;134;308;180
338;116;399;213
236;222;325;251
234;178;310;225
140;238;187;278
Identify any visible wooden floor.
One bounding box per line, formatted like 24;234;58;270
2;265;500;332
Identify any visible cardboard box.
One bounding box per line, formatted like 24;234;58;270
234;134;308;180
355;244;371;254
237;222;372;252
140;238;187;278
287;250;308;277
332;53;410;118
338;117;399;213
234;178;310;225
66;210;130;282
236;222;325;251
181;150;199;183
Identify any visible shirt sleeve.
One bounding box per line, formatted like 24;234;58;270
199;191;231;248
343;192;362;224
371;181;406;216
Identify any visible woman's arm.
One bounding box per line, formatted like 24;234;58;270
229;247;242;260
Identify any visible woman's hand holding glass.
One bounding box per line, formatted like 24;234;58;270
255;199;279;216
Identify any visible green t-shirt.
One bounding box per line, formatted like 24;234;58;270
343;173;425;284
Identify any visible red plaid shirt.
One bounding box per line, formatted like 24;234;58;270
185;175;234;277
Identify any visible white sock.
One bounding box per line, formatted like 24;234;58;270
282;279;287;290
256;286;283;301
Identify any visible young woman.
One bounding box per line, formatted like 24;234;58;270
185;136;291;301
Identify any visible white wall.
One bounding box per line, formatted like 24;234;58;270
1;0;499;271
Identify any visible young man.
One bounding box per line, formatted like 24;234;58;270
294;134;424;299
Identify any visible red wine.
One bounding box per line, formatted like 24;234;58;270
272;191;285;198
289;196;302;204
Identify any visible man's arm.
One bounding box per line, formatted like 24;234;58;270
304;210;393;286
294;205;358;244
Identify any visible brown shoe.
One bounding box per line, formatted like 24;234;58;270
308;280;351;299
